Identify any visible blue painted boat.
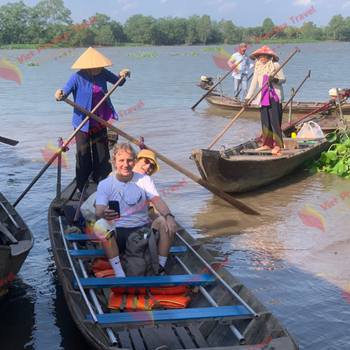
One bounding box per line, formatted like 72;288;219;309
48;180;299;350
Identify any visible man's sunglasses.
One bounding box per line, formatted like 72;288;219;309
143;158;156;171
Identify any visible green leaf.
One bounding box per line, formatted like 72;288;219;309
336;145;347;154
309;166;318;174
304;157;316;168
326;132;337;142
325;151;338;161
344;139;350;147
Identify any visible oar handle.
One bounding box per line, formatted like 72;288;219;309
207;47;300;150
191;58;244;110
13;76;126;207
64;98;260;215
282;70;311;111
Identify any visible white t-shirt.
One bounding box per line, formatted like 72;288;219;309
96;172;159;228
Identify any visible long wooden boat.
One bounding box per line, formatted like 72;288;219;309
48;180;299;350
191;114;347;193
204;92;350;116
0;192;34;301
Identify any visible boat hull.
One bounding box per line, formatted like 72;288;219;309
0;192;34;301
191;141;330;193
48;180;298;350
204;92;350;116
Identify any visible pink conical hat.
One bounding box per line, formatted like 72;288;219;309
249;46;279;62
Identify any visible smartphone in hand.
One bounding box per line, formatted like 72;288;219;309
108;200;120;218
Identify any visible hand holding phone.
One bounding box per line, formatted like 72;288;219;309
108;200;120;218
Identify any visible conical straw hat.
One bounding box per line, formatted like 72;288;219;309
249;46;279;62
71;47;113;69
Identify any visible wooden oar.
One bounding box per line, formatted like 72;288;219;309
207;47;301;150
63;98;260;216
191;58;244;110
282;70;311;111
0;136;19;146
13;76;126;207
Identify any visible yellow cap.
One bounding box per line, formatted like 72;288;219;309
137;150;159;175
71;47;113;70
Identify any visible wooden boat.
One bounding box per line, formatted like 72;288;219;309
48;180;299;350
0;192;34;301
191;114;347;193
204;92;350;116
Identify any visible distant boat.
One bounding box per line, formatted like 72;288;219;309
204;92;350;116
0;192;34;301
191;115;347;193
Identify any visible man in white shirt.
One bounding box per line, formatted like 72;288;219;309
95;142;177;277
227;43;254;101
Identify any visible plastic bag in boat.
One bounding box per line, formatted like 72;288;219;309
80;192;97;223
296;121;324;139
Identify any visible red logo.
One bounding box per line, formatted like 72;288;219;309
297;204;326;232
0;56;22;85
40;141;69;170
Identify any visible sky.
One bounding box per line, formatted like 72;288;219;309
3;0;350;27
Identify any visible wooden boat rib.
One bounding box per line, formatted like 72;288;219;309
204;92;350;116
48;180;299;349
0;192;34;301
191;114;347;193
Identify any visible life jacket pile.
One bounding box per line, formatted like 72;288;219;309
92;258;191;311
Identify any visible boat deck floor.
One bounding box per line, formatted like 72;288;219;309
117;324;209;350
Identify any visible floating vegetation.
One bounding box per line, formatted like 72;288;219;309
158;49;166;52
304;129;350;177
60;53;78;56
26;62;39;66
126;53;158;58
171;53;199;56
201;47;222;51
115;51;121;54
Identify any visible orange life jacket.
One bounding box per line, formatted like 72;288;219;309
109;292;190;311
111;285;190;295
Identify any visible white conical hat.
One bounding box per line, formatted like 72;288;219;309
93;218;115;242
71;47;113;70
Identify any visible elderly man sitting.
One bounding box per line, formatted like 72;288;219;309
94;142;177;277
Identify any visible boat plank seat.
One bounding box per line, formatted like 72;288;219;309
240;149;304;155
74;274;216;289
283;137;324;142
86;305;252;327
69;246;187;258
0;222;18;244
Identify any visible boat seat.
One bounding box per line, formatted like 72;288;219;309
69;246;187;258
0;222;18;244
86;305;252;327
74;274;216;289
282;137;324;142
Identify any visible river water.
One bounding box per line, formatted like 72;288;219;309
0;42;350;350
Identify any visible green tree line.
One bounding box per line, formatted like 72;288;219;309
1;0;350;47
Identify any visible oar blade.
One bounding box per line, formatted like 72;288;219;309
0;136;19;146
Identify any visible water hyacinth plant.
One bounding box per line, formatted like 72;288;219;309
201;47;222;51
304;128;350;177
126;53;158;57
171;53;199;56
26;62;39;66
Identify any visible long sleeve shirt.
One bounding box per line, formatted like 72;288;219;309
62;68;125;132
227;52;254;79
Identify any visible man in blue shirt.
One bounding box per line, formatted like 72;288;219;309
227;43;254;101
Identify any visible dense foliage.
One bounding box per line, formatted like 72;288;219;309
1;0;350;46
305;129;350;177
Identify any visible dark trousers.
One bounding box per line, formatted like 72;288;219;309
75;124;112;191
260;98;284;149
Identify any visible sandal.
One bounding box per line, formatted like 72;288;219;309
272;148;283;156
